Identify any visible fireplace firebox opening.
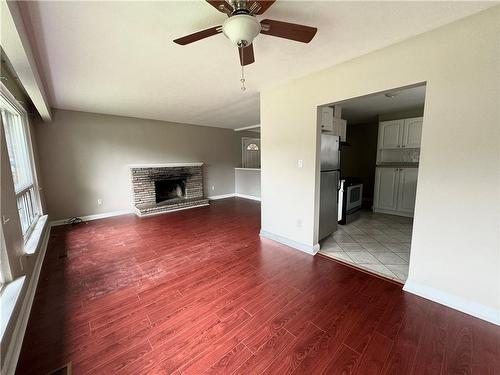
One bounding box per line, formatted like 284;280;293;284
155;179;186;203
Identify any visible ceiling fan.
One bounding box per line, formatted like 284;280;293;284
173;0;318;67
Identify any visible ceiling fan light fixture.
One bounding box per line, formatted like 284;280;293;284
222;15;261;47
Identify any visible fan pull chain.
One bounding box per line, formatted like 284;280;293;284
240;47;246;91
241;65;246;91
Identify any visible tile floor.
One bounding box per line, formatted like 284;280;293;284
319;211;412;283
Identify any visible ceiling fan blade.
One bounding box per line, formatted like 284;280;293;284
173;26;222;45
248;0;276;15
206;0;233;14
238;43;255;66
260;19;317;43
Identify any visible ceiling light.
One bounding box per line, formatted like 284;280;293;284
385;92;398;98
222;15;261;47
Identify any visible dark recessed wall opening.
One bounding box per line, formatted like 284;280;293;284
155;179;186;203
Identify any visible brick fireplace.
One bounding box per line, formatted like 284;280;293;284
130;163;209;216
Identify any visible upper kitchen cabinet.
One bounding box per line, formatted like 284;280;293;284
402;117;423;148
378;117;423;149
378;119;403;149
319;106;346;141
320;107;334;132
377;117;423;164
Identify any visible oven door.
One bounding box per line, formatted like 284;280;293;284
346;184;363;212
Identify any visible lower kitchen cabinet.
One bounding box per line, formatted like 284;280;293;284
373;167;418;217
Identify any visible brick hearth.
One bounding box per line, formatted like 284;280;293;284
130;163;209;216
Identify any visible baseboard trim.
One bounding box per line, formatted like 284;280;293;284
403;279;500;326
259;230;320;255
50;209;134;226
208;193;236;200
135;203;210;217
235;193;261;202
208;193;261;202
2;225;51;375
49;195;258;224
373;208;414;218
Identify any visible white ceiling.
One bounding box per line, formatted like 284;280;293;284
339;84;426;124
21;1;494;129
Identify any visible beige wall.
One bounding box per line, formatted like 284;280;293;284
34;109;252;220
261;8;500;321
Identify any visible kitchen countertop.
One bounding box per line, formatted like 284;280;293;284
377;162;419;167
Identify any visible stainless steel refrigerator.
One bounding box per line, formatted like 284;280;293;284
319;134;340;240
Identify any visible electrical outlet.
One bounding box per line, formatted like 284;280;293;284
298;159;303;168
211;185;215;191
297;219;302;228
97;199;103;205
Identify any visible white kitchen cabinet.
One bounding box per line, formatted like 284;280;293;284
320;106;347;141
402;117;423;148
378;117;423;149
320;107;334;132
332;118;347;142
374;167;399;211
373;167;418;217
396;168;418;214
378;120;403;149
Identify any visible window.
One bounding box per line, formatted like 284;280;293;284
1;84;40;239
0;226;10;290
246;143;259;151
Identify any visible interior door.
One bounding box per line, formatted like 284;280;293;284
396;168;418;215
403;117;423;148
242;138;261;168
378;120;403;149
374;167;398;211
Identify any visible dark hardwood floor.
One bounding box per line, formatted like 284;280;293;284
17;198;500;374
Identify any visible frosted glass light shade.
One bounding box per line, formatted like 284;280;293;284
222;15;261;47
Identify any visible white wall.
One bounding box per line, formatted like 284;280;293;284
261;7;500;323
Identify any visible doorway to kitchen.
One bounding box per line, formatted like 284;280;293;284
316;83;426;283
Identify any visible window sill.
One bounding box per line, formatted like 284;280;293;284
24;215;48;256
0;276;26;341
